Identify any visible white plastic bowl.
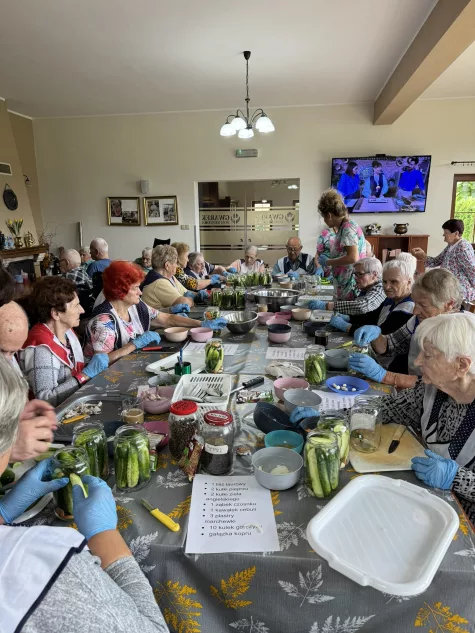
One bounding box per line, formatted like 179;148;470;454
163;327;189;342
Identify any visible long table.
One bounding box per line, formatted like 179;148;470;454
27;305;475;633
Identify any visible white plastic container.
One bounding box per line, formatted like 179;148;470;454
172;373;231;422
306;475;459;596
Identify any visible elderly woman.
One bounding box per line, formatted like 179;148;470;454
317;188;366;299
228;245;265;274
0;356;168;632
134;247;152;272
412;218;475;301
395;251;417;278
79;246;92;270
85;260;225;361
19;278;109;406
171;242;220;292
316;228;336;278
349;268;463;389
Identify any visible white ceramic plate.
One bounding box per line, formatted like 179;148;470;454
146;352;205;375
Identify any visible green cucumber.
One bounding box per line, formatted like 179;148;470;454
307;450;324;498
137;442;150;482
127;444;139;488
115;443;129;489
326;452;340;491
316;449;332;497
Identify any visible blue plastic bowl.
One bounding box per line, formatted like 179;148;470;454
325;375;369;395
264;430;304;454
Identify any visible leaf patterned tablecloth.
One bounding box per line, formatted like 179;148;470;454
26;309;475;633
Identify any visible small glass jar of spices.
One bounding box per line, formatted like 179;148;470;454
304;345;326;385
201;410;234;475
169;400;199;460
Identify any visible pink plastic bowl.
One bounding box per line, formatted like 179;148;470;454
141;386;176;414
273;377;310;401
268;330;292;344
257;312;276;325
267;318;289;327
277;311;292;320
189;327;213;342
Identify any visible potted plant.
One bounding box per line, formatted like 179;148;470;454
365;222;381;236
5;218;24;248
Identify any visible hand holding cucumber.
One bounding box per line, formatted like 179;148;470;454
72;475;117;540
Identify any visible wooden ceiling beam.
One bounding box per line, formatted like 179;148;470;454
374;0;475;125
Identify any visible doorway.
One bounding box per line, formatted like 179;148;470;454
451;175;475;244
197;179;300;267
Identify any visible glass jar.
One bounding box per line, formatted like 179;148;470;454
168;400;199;459
72;421;109;480
205;338;224;374
221;288;234;310
51;447;90;520
304;430;340;498
235;288;245;310
348;344;369;376
317;411;350;468
304;345;326;385
201;410;234;475
113;424;151;491
211;289;222;307
350;396;381;452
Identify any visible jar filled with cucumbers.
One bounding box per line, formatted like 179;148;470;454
114;425;151;491
235;288;245;310
304;345;326;385
317;411;350;468
211;290;222;307
72;421;109;480
304;430;340;498
51;447;90;520
204;308;222;337
205;338;224;373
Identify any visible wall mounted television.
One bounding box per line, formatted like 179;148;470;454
330;155;431;213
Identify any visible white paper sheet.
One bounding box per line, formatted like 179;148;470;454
265;347;306;361
313;389;357;411
299;294;333;302
185;475;279;554
186;342;238;356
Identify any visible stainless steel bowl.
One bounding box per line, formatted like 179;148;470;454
253;289;300;312
225;310;258;334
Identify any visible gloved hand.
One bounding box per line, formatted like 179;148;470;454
133;331;161;350
354;325;381;346
289;407;319;426
170;303;190;314
348;354;386;383
184;291;197;299
83;353;109;379
227;267;237;274
197;290;209;302
411;450;459;489
0;459;68;524
308;299;327;311
72;475;117;540
315;266;324;278
318;254;329;268
287;271;299;280
202;318;228;331
329;314;351;332
210;274;221;285
337;313;350;322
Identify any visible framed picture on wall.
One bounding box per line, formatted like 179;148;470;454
107;197;141;226
143;196;178;225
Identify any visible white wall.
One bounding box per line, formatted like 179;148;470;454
33;99;475;261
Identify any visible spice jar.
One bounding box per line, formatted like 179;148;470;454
348;344;369;376
205;339;224;374
72;421;109;480
114;424;151;491
304;430;340;498
201;410;234;475
51;447;90;520
168;400;199;459
304;345;326;385
350;396;381;453
317;411;350;468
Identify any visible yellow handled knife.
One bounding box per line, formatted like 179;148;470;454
140;498;180;532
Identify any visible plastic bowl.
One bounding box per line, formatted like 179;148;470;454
257;312;275;325
284;388;322;414
148;372;180;387
267;323;292;343
280;282;293;289
279;306;294;314
273;376;309;401
326;375;369;395
189;327;213;343
299;416;320;434
265;430;304;454
252;447;303;490
140;386;176;414
164;327;189;342
267;318;289;328
253;401;296;434
325;348;350;370
143;419;170;450
291;308;311;321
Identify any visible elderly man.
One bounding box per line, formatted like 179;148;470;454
134;247;152;272
0;301;57;461
272;237;316;278
79;246;92;270
59;248;92;290
228;245;265;274
86;238;111;277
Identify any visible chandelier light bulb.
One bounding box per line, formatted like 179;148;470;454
238;127;254;139
220;123;236;137
256;115;275;133
230;116;246;131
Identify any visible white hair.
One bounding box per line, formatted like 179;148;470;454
79;246;90;256
142;247;152;258
416;312;475;374
245;245;258;256
188;252;204;267
355;257;382;278
395;252;417;278
0;354;28;455
64;248;81;268
413;268;463;310
90;238;109;255
383;258;414;281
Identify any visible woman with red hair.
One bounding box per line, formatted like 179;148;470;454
84;261;226;361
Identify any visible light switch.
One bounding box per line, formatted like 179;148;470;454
180;224;190;230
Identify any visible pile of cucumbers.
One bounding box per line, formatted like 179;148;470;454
114;429;151;491
73;425;109;480
205;340;224;373
304;432;340;498
304;352;327;385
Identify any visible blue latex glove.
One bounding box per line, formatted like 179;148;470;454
329;314;351;332
287;271;299;280
354;325;382;346
133;331;161;350
184;291;196;299
83;353;109;379
308;299;327;311
0;459;68;524
72;475;117;540
411;450;459;489
197;290;209;302
337;313;351;322
318;254;329;267
170;303;190;314
210;274;221;285
202;317;228;331
315;266;324;278
227;267;237;274
348;354;386;383
289;407;319;426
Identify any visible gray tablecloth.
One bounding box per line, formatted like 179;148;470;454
27;304;475;633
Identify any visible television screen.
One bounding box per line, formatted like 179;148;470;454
330;155;431;213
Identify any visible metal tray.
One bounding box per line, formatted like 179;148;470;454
54;394;128;442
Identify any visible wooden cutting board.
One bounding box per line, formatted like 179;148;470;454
349;423;425;473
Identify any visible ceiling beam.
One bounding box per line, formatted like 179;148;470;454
374;0;475;125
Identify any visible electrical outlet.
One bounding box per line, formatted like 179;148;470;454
180;224;190;230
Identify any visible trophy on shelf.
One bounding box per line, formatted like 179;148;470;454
24;231;35;247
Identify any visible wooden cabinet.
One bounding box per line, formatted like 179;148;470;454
365;234;429;274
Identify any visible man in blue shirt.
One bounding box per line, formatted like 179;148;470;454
398;157;425;196
86;238;111;277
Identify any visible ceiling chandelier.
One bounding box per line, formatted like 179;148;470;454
220;51;275;139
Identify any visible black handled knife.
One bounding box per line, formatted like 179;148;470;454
230;376;265;395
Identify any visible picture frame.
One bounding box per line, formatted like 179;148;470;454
107;197;141;226
143;196;178;225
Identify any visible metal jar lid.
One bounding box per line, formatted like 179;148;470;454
169;400;198;416
203;410;233;426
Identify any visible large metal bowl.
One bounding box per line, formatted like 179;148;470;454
225;310;258;334
253;289;300;312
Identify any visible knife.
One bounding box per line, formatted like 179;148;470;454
230;376;265;395
388;426;407;454
140;499;180;532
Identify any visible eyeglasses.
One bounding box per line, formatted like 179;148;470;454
354;271;370;279
286;247;301;252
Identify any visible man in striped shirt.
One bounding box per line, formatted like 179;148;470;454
60;249;93;290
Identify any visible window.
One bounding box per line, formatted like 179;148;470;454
451;175;475;243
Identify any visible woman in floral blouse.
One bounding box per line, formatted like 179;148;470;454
316;228;336;278
171;242;220;292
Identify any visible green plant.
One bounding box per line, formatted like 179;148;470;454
454;181;475;242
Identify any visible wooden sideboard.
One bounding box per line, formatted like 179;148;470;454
365;234;429;274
